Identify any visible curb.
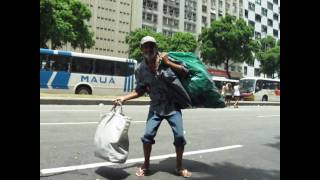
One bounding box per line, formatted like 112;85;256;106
40;98;280;106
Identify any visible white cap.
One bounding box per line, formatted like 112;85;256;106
140;36;157;46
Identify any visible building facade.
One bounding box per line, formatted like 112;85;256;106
47;0;279;78
242;0;280;78
49;0;133;58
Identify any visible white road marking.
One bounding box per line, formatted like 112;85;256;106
40;110;100;112
40;121;145;125
40;145;243;175
256;115;280;118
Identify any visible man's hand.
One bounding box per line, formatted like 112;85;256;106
160;52;170;65
113;96;126;106
160;52;188;76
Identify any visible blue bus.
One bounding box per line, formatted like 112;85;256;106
40;48;137;95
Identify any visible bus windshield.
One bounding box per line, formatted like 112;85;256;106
240;79;255;93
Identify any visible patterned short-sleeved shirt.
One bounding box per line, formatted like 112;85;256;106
135;59;188;116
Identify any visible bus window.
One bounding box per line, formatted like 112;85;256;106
266;81;274;89
274;82;280;90
49;55;71;72
240;79;255;93
128;62;135;76
255;80;264;92
114;61;134;76
40;54;49;70
95;60;115;76
71;57;93;74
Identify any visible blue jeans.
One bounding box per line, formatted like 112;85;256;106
141;110;187;147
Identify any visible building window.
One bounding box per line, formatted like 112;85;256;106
239;8;243;17
163;5;167;14
237;66;242;73
255;31;261;39
248;2;255;11
273;13;279;21
245;9;248;18
153;14;158;23
202;5;207;13
268;19;273;26
248;20;255;27
255;0;261;5
261;25;267;33
202;16;207;25
254;68;260;77
226;3;230;13
231;66;235;72
273;0;278;5
184;22;196;32
267;2;273;10
232;3;237;14
255;14;261;22
174;19;179;28
273;29;278;37
146;13;152;21
142;12;146;19
262;8;267;16
244;66;247;75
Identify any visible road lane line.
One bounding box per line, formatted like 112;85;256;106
256;115;280;118
40;145;243;175
40;110;100;112
40;121;146;125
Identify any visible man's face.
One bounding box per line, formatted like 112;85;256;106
141;42;157;61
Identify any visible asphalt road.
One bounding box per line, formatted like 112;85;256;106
40;105;280;180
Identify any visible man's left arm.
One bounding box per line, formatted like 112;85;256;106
160;53;188;76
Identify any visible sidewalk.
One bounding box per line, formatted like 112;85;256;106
40;93;280;106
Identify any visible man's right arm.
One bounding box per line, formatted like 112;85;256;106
113;90;144;105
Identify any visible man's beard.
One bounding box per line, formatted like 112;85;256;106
143;51;157;61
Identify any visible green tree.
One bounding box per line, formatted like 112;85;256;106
258;36;276;52
126;28;170;61
198;15;259;79
40;0;95;51
169;32;197;52
257;37;280;78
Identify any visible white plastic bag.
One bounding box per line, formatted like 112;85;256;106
94;104;131;163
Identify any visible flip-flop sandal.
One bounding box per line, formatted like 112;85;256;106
135;167;150;177
177;169;192;178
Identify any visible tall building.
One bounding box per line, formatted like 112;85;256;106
201;0;244;29
242;0;280;78
130;0;244;79
50;0;133;58
132;0;201;36
134;0;244;36
47;0;279;78
201;0;244;79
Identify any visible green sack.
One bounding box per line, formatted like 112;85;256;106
167;52;225;108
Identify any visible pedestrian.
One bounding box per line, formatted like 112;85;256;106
224;83;233;107
233;82;240;108
221;82;226;101
113;36;192;178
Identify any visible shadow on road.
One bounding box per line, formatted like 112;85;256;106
95;157;279;180
95;166;130;179
266;136;280;150
155;158;280;180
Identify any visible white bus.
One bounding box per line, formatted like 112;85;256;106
239;77;280;101
212;76;239;93
40;48;137;95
